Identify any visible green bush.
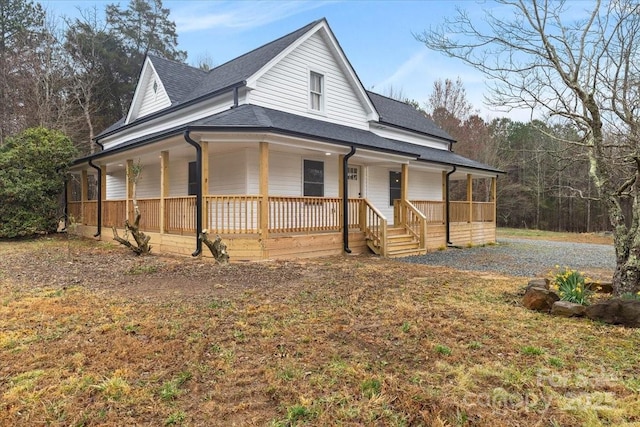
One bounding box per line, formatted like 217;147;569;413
551;266;592;305
0;127;76;238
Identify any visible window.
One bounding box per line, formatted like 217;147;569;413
389;171;401;206
309;71;324;111
347;167;358;181
188;161;198;195
303;160;324;197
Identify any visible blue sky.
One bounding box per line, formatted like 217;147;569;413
43;0;531;121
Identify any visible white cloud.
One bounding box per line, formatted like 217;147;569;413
372;50;428;92
172;0;333;33
371;48;535;121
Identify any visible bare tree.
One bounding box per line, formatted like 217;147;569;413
64;7;109;153
417;0;640;295
427;77;472;121
381;84;406;102
191;51;216;71
112;161;151;255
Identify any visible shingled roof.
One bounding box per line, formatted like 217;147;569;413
147;54;207;104
83;104;501;173
97;18;460;145
367;91;455;142
181;19;321;103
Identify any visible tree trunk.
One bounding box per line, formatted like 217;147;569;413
609;194;640;296
200;231;229;264
111;209;151;255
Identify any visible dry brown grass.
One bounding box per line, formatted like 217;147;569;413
1;234;638;426
498;227;614;245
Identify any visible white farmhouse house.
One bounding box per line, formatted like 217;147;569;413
67;18;501;260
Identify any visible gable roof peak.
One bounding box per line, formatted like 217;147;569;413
208;18;325;75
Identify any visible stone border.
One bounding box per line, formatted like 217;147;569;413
522;279;640;328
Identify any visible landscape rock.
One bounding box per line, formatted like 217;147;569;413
522;287;560;312
586;281;613;293
585;299;640;328
526;278;550;291
551;301;586;317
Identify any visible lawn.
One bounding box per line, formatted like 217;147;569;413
1;232;638;426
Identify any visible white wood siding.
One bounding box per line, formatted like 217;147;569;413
250;32;370;130
366;165;397;224
366;167;443;225
371;125;451;150
135;163;161;198
106;169;126;200
102;93;236;150
269;151;302;196
408;170;442;200
210;150;248;194
246;149;260;194
169;158;190;197
268;150;339;197
137;75;171;119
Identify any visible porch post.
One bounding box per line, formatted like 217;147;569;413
401;164;409;225
491;176;497;223
81;169;88;224
338;154;345;226
442;171;447;225
338;155;345;198
100;166;107;202
101;165;106;229
65;175;73;224
126;159;134;221
259;141;269;239
160;151;169;234
467;174;473;224
201;141;209;230
401;164;409;201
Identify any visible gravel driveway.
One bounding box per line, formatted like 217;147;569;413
401;237;616;277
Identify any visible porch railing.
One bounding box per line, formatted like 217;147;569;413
409;200;446;224
131;198;161;232
347;198;361;229
67;201;97;226
450;201;470;222
269;196;341;233
165;196;196;234
103;200;126;228
473;202;495;222
68;201;82;223
360;198;387;256
74;196;493;240
449;201;495;223
205;195;260;234
394;200;427;251
83;201;97;225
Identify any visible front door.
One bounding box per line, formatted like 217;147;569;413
347;165;361;198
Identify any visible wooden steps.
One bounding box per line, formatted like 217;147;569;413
367;226;426;258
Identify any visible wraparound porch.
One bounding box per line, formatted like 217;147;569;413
68;194;496;260
67;134;497;259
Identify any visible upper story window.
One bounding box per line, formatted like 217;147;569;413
309;71;324;112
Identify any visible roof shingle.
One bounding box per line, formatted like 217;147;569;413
367;91;455;142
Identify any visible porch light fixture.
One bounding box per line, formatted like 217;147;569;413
325;152;331;156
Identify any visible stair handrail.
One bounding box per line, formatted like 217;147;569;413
360;198;388;256
397;199;427;251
